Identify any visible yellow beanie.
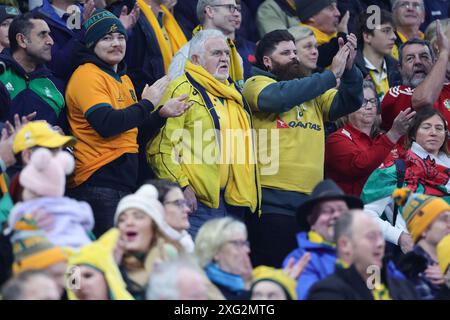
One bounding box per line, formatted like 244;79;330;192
66;228;133;300
437;234;450;274
393;188;450;243
252;266;297;300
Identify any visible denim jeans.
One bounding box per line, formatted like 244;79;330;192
67;185;130;238
188;191;248;241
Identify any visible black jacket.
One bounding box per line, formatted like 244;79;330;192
307;264;419;300
354;50;402;91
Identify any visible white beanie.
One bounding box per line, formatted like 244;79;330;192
114;185;168;233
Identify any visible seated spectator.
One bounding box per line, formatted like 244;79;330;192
232;0;256;79
391;0;426;60
195;217;252;300
362;108;450;253
114;184;184;300
354;10;402;100
0;13;66;127
283;179;363;300
307;209;418;300
256;0;300;38
168;0;245;87
0;5;20;53
9;215;68;298
393;189;450;299
325;80;414;197
147;179;194;253
1;269;60;300
146;255;209;300
296;0;352;68
381;34;450;135
65;9;190;236
66;228;133;300
437;234;450;288
5;148;95;250
9;119;74;201
251;265;298;300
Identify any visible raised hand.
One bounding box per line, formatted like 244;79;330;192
345;33;357;70
141;75;171;107
158;94;192;118
337;10;350;34
119;4;140;31
283;253;311;280
82;0;96;22
435;20;450;58
330;37;350;79
387;107;416;143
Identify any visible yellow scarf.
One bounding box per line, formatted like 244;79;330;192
300;23;337;46
136;0;187;73
371;283;392;300
192;25;244;86
308;231;336;247
391;30;424;60
185;61;259;212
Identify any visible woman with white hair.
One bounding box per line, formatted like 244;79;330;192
195;217;252;300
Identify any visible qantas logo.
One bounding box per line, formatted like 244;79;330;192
275;116;321;131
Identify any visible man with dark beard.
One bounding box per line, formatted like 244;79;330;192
381;22;450;135
242;29;363;268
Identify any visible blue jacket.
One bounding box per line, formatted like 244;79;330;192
34;0;85;84
0;51;66;127
283;231;406;300
283;232;336;300
235;35;256;80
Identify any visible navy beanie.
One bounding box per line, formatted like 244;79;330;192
83;9;127;48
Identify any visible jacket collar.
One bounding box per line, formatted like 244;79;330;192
0;51;52;79
296;231;336;251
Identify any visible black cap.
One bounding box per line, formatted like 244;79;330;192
295;0;336;22
0;5;20;24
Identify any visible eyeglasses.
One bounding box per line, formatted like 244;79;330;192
164;199;189;208
227;239;250;248
362;98;378;107
210;4;241;13
394;1;423;10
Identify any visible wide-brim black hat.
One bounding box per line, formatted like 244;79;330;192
296;179;364;230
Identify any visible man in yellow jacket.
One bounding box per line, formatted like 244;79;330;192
148;29;261;238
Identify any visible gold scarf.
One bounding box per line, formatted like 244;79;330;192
300;23;337;46
192;25;244;85
136;0;187;73
185;61;259;212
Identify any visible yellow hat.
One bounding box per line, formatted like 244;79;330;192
13;121;76;154
437;234;450;274
252;266;297;300
393;188;450;243
11;215;68;274
66;228;133;300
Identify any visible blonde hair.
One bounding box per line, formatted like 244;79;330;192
194;217;247;268
425;19;450;54
289;26;314;43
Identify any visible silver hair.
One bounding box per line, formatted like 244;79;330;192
289;26;314;43
196;0;222;23
188;29;227;62
195;217;247;268
146;255;204;300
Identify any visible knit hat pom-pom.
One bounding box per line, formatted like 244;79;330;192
137;184;159;200
55;151;75;175
30;148;53;171
392;188;411;207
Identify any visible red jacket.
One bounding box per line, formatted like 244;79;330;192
325;123;395;196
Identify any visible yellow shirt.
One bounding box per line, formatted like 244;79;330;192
65;63;139;187
243;75;336;194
